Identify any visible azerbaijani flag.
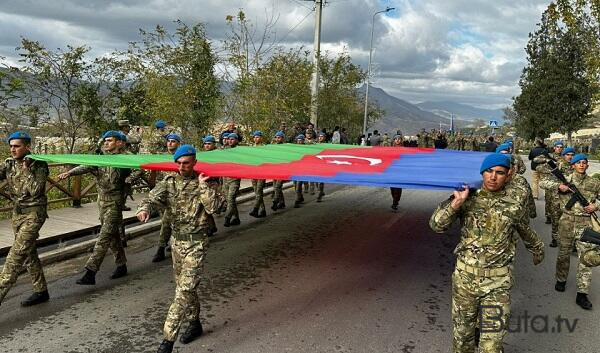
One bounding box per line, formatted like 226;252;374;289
30;144;491;190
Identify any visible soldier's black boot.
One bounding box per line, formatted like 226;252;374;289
271;202;278;211
258;209;267;218
555;281;566;292
76;269;96;285
152;247;166;263
576;292;593;310
180;320;203;344
549;239;558;248
249;208;259;218
545;217;551;224
294;200;301;208
110;264;128;279
230;218;241;226
223;217;231;227
21;290;49;307
317;192;324;202
278;201;286;209
157;340;174;353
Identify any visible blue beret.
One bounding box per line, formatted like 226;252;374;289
252;131;263;137
165;133;181;142
275;131;285;138
203;135;216;143
495;143;511;153
8;131;31;143
155;120;167;129
480;153;511;174
553;140;564;147
393;134;402;140
173;144;196;162
222;132;230;139
227;133;239;140
296;134;305;140
571;153;588;165
318;132;326;137
102;130;126;141
561;147;575;156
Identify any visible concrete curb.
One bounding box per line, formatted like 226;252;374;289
35;182;295;267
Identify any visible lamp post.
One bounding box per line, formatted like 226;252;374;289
363;6;395;135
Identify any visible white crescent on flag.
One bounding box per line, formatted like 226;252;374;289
316;155;382;166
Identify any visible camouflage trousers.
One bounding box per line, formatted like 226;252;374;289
251;179;266;212
294;181;305;201
85;198;127;272
158;209;173;248
223;178;240;221
556;214;594;293
163;236;208;341
0;209;48;302
547;191;561;241
310;182;324;195
272;180;285;207
452;267;513;353
390;188;402;206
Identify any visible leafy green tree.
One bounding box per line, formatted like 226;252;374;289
514;9;597;143
123;21;222;145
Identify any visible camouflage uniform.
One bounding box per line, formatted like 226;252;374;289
582;248;600;267
223;177;241;222
0;157;49;302
157;171;178;247
430;188;544;353
67;153;133;272
272;179;286;209
536;154;562;242
251;143;266;214
513;154;526;175
137;172;225;342
146;129;167;154
541;171;600;294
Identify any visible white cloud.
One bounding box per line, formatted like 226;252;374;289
0;0;551;107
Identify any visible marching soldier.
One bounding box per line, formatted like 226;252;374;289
58;131;133;285
201;135;219;237
271;131;286;210
0;131;50;307
390;134;403;210
152;133;182;262
118;119;141;154
136;145;225;353
535;141;564;247
294;134;306;208
313;132;327;202
147;120;168;154
223;133;241;226
429;153;544;352
249;131;267;218
497;144;536;219
541;153;599;310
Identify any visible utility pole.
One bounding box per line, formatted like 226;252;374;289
309;0;323;128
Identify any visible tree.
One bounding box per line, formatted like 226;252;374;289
123;21;222;145
4;39;124;152
513;9;597;143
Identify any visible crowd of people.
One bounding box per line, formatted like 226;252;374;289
1;122;600;353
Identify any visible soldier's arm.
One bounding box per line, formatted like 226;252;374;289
429;197;462;233
137;179;168;215
67;165;97;176
198;180;225;215
538;169;561;190
514;219;545;264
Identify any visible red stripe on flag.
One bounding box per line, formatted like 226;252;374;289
141;147;434;180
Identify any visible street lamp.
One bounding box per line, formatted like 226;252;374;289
363;6;395;135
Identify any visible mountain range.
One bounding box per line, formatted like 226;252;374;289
362;85;505;135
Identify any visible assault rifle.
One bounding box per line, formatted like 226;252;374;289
545;154;600;245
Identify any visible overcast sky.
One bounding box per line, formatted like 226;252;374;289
0;0;551;109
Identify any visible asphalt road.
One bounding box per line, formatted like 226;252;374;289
0;179;599;353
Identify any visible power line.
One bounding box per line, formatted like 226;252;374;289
285;0;314;11
275;7;315;46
